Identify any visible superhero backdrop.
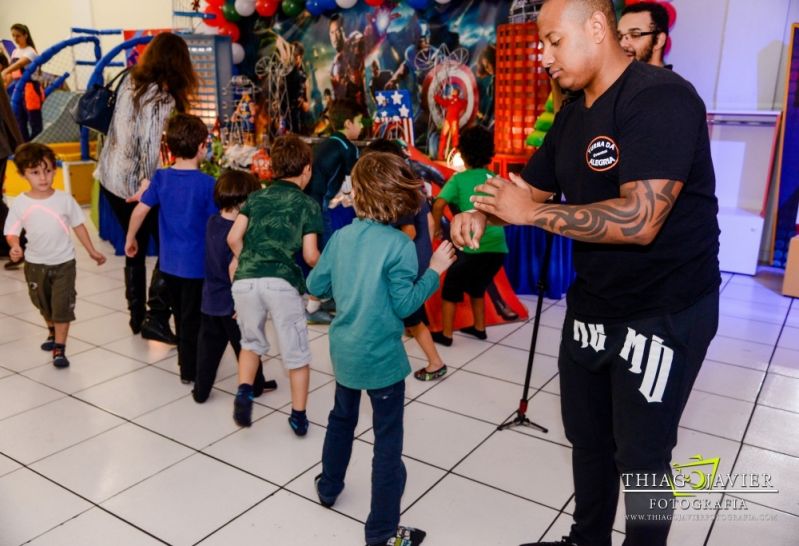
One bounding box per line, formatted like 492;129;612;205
240;0;509;152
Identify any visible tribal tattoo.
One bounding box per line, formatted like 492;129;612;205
530;179;682;244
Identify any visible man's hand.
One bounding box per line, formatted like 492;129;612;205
471;173;537;225
9;245;23;262
429;240;457;274
124;238;138;258
449;210;487;251
89;250;107;265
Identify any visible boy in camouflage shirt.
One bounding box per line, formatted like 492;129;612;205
227;135;323;431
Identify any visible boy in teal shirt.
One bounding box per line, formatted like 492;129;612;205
308;152;456;546
432;125;508;346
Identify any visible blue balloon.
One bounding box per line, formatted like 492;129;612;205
406;0;430;9
319;0;337;10
307;0;325;15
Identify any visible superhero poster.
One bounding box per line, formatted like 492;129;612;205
246;0;510;153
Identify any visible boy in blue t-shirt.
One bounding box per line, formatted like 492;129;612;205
125;114;217;384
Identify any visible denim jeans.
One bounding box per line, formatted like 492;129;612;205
318;380;406;544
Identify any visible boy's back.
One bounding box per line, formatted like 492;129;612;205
141;168;216;279
309;219;438;390
236;181;322;293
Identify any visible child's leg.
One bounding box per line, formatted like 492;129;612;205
237;349;261;385
226;316;272;397
469;296;486;331
317;382;362;503
441;300;456;338
289;366;310;411
193;314;229;403
365;380;407;545
49;261;77;368
53;321;70;345
411;323;444;372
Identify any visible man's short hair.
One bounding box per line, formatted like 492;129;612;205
328;100;360;131
546;0;618;31
13;142;56;174
621;2;669;36
166;114;208;159
270;135;312;179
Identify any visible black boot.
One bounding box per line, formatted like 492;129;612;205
140;264;177;345
124;265;147;334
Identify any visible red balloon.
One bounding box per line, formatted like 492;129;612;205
365;0;383;6
204;4;224;27
659;2;677;28
256;0;279;16
205;0;224;6
218;22;241;42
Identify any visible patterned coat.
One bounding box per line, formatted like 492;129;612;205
94;78;175;199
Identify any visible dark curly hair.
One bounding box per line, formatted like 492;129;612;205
131;33;198;113
13;142;56;174
458;126;494;169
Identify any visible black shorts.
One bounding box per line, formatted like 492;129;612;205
403;305;428;328
441;251;506;303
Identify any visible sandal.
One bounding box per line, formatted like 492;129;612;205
413;365;448;382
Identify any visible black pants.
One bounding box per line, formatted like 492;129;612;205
560;291;718;546
101;185;159;267
194;313;271;402
162;272;203;382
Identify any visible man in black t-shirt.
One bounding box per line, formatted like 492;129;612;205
451;1;719;545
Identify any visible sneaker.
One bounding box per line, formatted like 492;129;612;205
233;394;253;427
306;309;333;325
458;326;487;340
314;473;336;508
369;526;427;546
413;365;447;382
519;537;577;546
53;353;70;368
288;413;309;436
40;335;56;351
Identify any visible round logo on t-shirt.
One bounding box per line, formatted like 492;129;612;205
585;136;619;172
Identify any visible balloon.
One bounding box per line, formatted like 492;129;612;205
281;0;305;16
336;0;357;7
306;0;326;15
222;1;242;22
218;22;241;42
204;4;224;27
205;0;224;6
235;0;257;16
659;2;677;28
255;0;279;16
365;0;383;5
319;0;337;9
406;0;430;10
434;0;452;3
231;42;246;64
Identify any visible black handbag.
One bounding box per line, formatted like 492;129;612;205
71;68;129;134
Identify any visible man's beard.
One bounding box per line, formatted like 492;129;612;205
638;38;655;64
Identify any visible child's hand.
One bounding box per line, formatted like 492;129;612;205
124;238;138;258
430;240;457;274
90;250;107;265
125;178;151;203
9;245;23;262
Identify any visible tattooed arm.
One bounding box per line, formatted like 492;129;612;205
455;176;682;249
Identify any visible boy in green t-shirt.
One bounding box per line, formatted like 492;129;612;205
432;125;508;346
227;135;323;431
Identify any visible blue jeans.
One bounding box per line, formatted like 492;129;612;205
318;380;406;544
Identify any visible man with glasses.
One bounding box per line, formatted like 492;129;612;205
618;2;671;68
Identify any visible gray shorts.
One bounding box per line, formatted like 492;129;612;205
232;277;311;370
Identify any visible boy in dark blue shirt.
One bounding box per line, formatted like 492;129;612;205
126;114;218;384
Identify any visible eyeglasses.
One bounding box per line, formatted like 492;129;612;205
617;30;659;41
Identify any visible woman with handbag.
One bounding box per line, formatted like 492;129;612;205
1;24;44;141
94;32;198;343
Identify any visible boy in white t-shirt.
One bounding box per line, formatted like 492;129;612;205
3;143;106;368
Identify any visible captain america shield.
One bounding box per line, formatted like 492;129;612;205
422;61;479;128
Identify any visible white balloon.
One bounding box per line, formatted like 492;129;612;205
336;0;358;8
435;0;452;3
232;42;246;64
234;0;257;16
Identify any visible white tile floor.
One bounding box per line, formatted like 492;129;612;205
1;227;799;546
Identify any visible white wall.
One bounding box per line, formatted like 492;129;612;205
0;0;172;59
669;0;799;111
